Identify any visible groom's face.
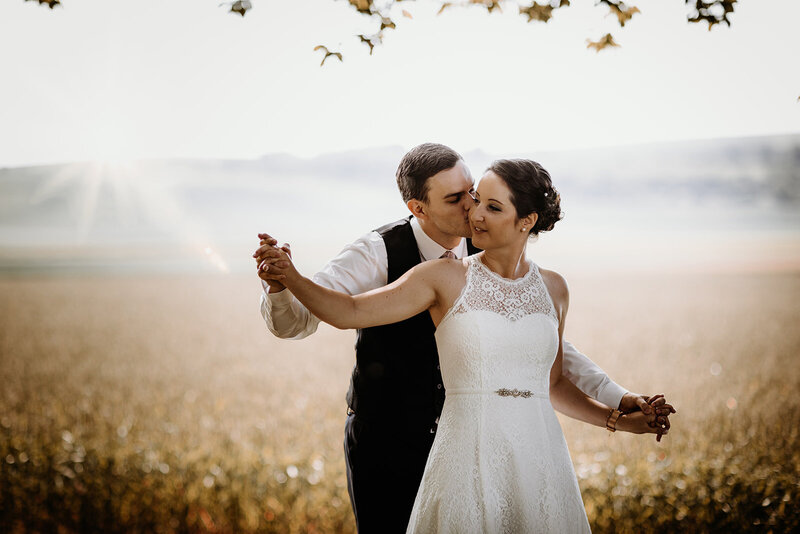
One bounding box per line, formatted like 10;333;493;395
420;160;476;239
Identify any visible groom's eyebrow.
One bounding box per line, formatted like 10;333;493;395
444;182;476;199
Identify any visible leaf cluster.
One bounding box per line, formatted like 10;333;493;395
24;1;740;60
24;0;60;9
686;0;737;29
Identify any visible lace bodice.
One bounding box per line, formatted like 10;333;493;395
447;254;558;322
436;254;560;395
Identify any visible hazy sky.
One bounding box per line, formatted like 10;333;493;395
0;0;798;167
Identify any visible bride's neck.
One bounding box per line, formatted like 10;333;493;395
480;246;530;280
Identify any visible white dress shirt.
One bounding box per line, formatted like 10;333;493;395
260;216;627;408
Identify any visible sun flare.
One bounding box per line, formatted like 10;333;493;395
27;159;231;273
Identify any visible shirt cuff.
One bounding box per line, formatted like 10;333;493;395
596;380;628;410
263;282;294;307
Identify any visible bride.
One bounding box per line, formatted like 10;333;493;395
262;159;661;532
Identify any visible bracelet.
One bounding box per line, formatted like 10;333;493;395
606;409;622;432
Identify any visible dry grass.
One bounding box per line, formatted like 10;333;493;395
1;272;798;533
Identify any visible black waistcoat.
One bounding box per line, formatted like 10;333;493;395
345;217;481;433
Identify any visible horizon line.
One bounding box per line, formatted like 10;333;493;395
2;130;799;171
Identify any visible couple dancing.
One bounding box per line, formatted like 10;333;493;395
256;144;675;533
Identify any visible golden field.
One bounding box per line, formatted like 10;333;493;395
1;271;799;533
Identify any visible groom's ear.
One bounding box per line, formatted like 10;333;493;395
407;199;427;220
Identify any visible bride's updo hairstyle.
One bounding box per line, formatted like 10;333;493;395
486;159;563;236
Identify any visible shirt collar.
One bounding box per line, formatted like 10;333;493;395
410;216;468;261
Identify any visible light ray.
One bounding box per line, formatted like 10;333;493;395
25;158;232;272
75;164;104;243
29;163;84;205
204;246;229;273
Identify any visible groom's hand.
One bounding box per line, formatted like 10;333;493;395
619;392;655;419
645;394;675;442
254;233;291;293
619;392;675;442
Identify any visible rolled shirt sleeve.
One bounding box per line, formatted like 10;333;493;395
561;340;628;409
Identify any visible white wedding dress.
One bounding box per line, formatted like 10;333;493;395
406;255;591;533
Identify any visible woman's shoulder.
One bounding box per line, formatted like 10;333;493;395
536;265;569;304
433;255;470;279
406;256;468;306
410;254;468;280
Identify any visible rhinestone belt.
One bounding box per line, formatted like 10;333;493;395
447;388;548;398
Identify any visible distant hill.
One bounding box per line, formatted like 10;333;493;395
0;134;798;273
535;135;800;205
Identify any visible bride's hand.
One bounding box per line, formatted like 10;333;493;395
254;234;291;292
645;394;675;438
616;411;668;439
258;248;299;286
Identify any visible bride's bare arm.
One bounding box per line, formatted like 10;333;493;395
264;248;441;330
545;272;657;435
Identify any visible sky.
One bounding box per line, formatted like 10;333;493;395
0;0;798;167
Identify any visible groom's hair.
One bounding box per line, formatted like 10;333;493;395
396;143;463;203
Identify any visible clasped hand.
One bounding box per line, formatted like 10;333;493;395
253;233;295;292
619;393;675;442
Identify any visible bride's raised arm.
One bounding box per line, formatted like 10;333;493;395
261;248;441;330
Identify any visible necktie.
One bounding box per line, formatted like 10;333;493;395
440;250;456;259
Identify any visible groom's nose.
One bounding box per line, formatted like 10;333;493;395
463;194;476;210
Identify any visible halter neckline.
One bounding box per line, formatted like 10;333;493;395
474;254;536;285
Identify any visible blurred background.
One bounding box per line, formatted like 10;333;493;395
1;0;798;532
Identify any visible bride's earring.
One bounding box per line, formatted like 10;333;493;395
521;227;527;232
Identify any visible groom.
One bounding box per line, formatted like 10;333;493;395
255;143;672;533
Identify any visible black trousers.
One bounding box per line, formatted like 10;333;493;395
344;413;436;533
